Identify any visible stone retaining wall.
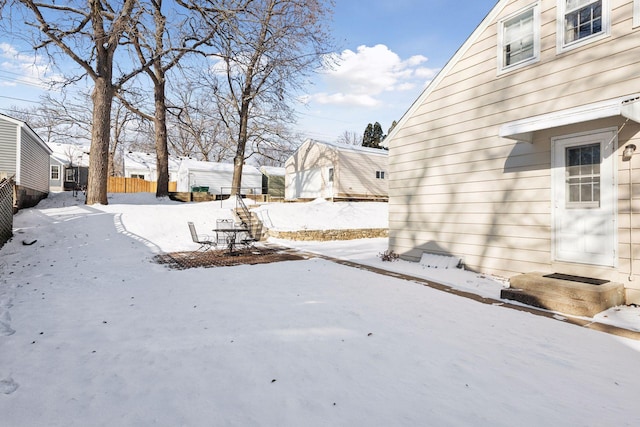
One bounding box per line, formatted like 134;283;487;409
266;228;388;241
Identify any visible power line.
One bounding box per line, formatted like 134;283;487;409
0;73;50;89
0;95;42;104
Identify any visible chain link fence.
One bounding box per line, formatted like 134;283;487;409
0;178;14;248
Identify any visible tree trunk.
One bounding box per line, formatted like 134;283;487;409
154;76;170;197
231;99;250;196
86;76;114;205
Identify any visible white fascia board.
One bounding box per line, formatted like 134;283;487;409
499;94;640;142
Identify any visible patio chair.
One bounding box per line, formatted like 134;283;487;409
188;222;216;252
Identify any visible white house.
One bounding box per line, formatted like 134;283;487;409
176;159;263;195
284;139;388;201
123;151;181;182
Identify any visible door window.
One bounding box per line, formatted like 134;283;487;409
565;143;600;208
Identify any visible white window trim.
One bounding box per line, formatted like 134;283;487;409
50;165;60;180
497;2;541;74
634;0;640;28
556;0;610;53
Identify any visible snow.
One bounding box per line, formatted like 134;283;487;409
49;143;91;167
1;192;640;426
253;198;386;231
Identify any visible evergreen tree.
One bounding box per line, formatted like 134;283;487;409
388;120;397;135
372;122;384;148
362;123;374;147
362;122;385;148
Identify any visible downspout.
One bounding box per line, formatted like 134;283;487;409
629;151;635;281
620;118;635;281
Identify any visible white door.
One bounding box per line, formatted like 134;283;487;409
552;129;617;267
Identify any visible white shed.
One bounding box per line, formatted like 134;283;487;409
176;159;262;195
124;151;181;182
285;139;388;201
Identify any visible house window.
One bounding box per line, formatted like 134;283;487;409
498;4;540;72
634;0;640;28
376;171;385;179
558;0;609;51
131;174;145;180
328;168;334;183
566;143;600;208
50;165;60;180
66;169;76;182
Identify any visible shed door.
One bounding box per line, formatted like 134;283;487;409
552;129;617;267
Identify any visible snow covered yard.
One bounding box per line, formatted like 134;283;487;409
1;192;640;426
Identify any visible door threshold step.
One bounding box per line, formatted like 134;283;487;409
502;272;625;317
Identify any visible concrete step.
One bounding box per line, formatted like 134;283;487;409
501;272;625;317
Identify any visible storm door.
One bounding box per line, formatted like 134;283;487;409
552;129;617;266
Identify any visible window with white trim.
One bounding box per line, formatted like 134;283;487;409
66;169;76;181
50;165;59;180
557;0;609;51
634;0;640;28
376;170;385;179
498;4;540;72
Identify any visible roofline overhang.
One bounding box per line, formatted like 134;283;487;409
499;94;640;142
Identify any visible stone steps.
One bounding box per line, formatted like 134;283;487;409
235;208;266;241
501;272;625;317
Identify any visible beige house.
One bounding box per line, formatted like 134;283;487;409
386;0;640;304
285;139;388;201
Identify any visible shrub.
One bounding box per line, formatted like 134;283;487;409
379;249;399;262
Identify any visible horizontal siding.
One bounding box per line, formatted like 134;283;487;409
0;118;17;176
335;150;388;197
388;0;640;285
19;128;50;192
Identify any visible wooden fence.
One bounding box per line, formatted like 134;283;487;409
107;177;177;193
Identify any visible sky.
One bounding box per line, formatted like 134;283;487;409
0;1;499;143
1;192;640;425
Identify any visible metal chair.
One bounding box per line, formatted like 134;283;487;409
187;222;215;252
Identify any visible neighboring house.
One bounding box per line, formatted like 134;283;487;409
49;142;90;191
386;0;640;304
260;166;285;199
0;113;52;209
176;159;263;195
284;139;388;201
123;151;180;182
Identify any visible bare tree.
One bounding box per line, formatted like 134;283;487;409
336;130;362;146
10;91;139;177
167;78;235;161
109;98;138;176
3;0;151;204
119;0;236;197
190;0;334;194
5;102;80;145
